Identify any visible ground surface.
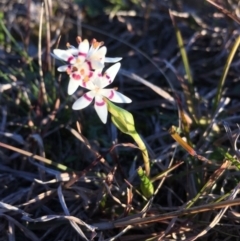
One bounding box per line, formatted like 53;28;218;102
1;0;240;240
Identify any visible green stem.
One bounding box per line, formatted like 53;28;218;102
106;99;150;176
132;133;150;176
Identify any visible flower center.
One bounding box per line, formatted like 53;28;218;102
94;86;101;94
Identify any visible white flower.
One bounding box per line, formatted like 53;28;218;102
72;63;131;124
52;37;122;95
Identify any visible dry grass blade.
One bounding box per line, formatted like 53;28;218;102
0;106;7;132
150;161;183;183
0;142;71;171
30;134;45;157
186;160;230;209
18;190;56;209
23;214;97;232
0;83;15;92
112;197;240;228
197;97;230;152
206;0;240;25
228;209;240;220
35;172;76;184
0;132;25;145
66;125;98;151
44;0;52;71
57;185;90;240
1;187;30;205
66;125;108;166
41;98;60;128
106;225;133;241
186;182;240;241
103;182;129;209
223;121;240;161
0;214;40;241
120;69;175;105
0;164;37;181
168;126;196;156
8;220;15;241
169;126;219;165
0;201;29;216
38;3;48;106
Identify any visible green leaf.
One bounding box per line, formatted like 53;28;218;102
100;194;107;208
213;35;240;111
137;167;154;198
170;11;198;124
216;146;240;170
0;18;33;71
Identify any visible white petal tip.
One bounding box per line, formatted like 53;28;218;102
94;98;108;124
67;80;79;95
68;90;75;95
104;57;122;63
57;65;68;72
52;49;62;57
72;104;78;110
68;87;78;95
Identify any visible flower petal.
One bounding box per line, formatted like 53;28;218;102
68;78;80;95
99;63;121;88
67;48;79;56
67;45;77;49
51;52;64;61
72;91;95;110
94;95;108;124
100;89;132;103
53;49;76;64
78;39;89;57
96;46;107;59
90;59;104;70
104;57;122;63
88;47;106;69
57;65;69;72
79;78;95;90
